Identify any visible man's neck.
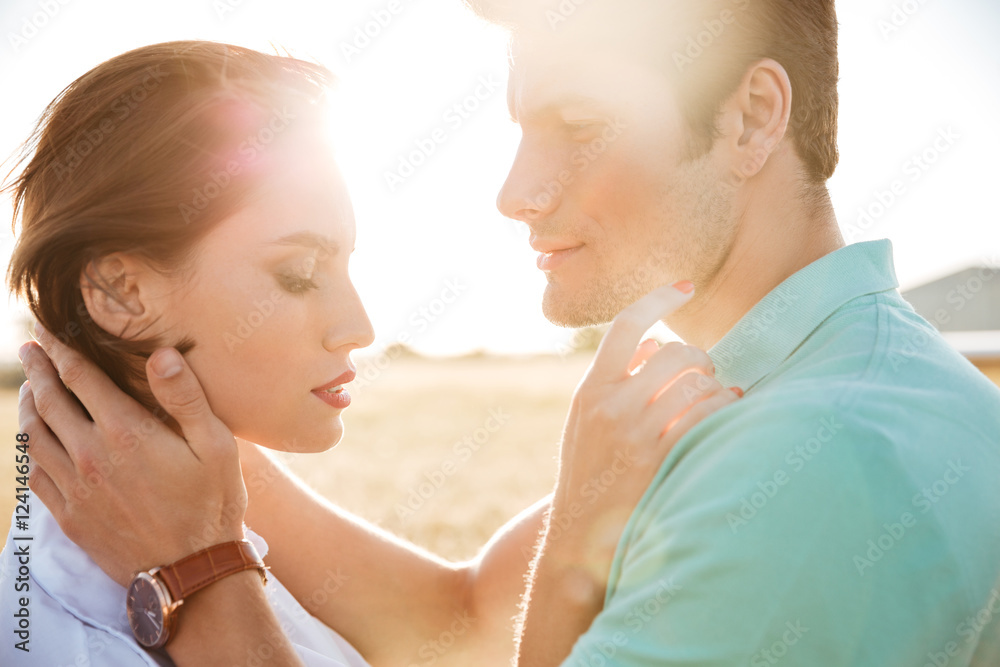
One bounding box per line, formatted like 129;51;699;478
668;180;845;351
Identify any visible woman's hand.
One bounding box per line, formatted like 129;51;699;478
553;281;741;570
516;282;742;666
18;324;247;586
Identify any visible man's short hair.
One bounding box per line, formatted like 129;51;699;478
465;0;840;185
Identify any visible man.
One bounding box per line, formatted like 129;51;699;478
17;0;1000;666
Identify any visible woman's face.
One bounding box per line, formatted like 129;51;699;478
154;145;374;452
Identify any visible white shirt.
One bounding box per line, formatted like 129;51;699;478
0;503;369;666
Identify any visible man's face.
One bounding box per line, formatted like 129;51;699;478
498;41;738;327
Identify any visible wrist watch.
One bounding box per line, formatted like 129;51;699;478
126;539;268;649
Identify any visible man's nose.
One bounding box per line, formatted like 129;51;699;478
496;141;562;223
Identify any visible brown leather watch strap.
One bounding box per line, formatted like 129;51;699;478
155;539;267;602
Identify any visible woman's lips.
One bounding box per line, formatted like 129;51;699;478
537;246;583;272
311;369;355;410
312;386;351;410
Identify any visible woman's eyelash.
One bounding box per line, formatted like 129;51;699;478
277;273;319;294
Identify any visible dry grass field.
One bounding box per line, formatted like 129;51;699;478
0;354;592;562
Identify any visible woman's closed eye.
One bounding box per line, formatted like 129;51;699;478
277;272;319;294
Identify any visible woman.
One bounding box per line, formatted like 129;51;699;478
1;41;371;667
1;41;738;666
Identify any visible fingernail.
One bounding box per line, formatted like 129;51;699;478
672;280;695;295
730;387;744;398
17;342;31;362
151;348;183;378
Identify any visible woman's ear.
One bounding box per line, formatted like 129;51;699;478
80;253;161;340
718;57;793;183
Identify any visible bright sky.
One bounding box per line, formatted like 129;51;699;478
0;0;997;358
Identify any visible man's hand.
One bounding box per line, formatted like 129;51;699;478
19;324;247;585
19;325;306;665
517;283;742;666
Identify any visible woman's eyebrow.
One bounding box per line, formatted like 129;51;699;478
267;231;340;256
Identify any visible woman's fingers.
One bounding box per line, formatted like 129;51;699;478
638;371;726;436
590;283;695;382
628;342;716;404
627;339;660;374
658;386;741;449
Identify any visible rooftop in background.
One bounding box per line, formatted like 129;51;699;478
902;266;1000;362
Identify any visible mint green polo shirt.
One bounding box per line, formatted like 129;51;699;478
565;240;1000;666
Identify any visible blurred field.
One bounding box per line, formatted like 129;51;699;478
2;355;998;561
0;354;592;561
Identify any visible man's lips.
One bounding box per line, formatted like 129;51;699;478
530;237;584;272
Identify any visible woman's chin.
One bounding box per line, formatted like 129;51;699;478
247;422;345;454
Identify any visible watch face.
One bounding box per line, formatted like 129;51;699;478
127;572;170;648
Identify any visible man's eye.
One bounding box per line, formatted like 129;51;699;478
564;121;603;140
277;273;319;294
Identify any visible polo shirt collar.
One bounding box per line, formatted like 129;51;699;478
708;239;900;392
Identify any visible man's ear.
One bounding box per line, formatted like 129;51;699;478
719;58;793;183
80;253;160;340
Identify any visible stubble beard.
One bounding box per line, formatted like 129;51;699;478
541;152;734;329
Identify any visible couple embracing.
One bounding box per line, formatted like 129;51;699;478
3;1;1000;666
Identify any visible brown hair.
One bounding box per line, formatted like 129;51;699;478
4;41;333;413
465;0;839;185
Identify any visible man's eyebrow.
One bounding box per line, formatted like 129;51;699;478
267;231;340;255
